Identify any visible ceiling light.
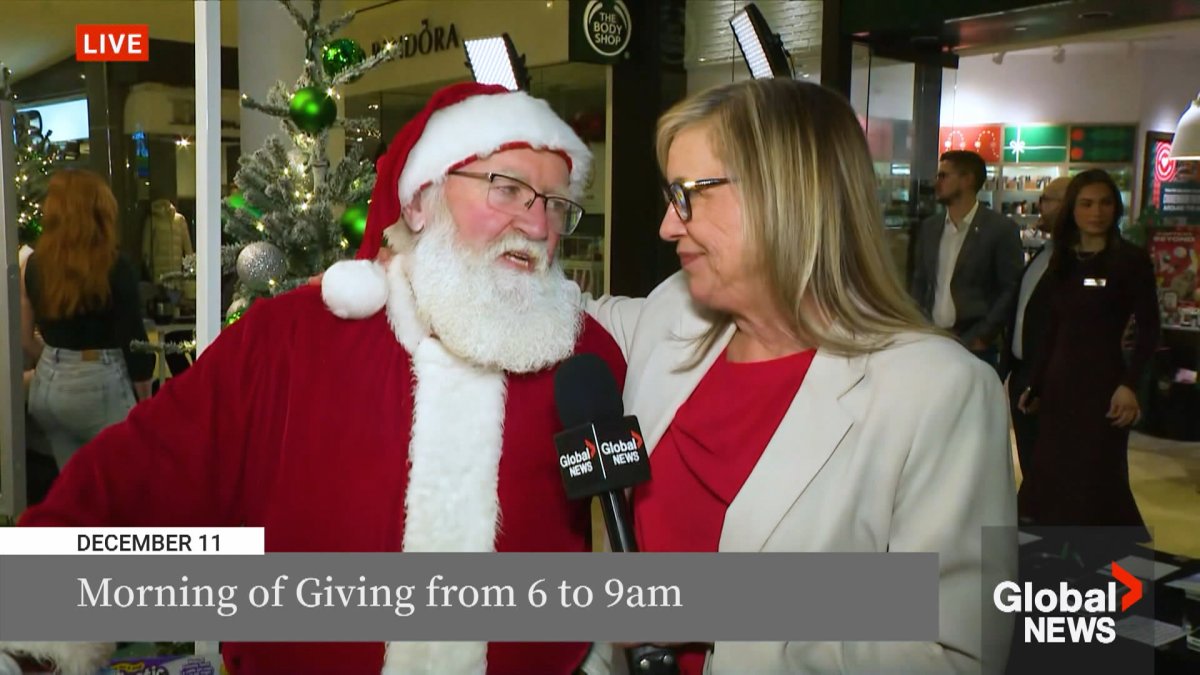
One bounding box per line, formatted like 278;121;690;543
730;3;792;79
1170;92;1200;160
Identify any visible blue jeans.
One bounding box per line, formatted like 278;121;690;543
28;347;136;470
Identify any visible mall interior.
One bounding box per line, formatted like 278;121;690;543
1;0;1199;669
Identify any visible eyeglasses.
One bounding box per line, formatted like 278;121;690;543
662;178;731;222
448;171;585;235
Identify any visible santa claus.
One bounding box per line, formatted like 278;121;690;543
2;82;624;675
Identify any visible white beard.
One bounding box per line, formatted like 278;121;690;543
406;203;582;374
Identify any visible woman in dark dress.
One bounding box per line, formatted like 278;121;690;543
1017;169;1159;530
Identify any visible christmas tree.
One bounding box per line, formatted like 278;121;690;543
1;63;61;246
220;0;399;324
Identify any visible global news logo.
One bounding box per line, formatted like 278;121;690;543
993;561;1143;644
598;430;643;466
558;431;644;477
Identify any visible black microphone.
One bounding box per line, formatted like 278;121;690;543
553;353;647;552
553;353;679;675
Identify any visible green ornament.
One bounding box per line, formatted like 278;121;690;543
288;86;338;135
224;299;251;326
20;218;42;244
340;202;369;247
322;39;366;81
227;192;263;219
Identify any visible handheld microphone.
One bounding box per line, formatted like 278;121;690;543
553;353;679;675
554;353;649;550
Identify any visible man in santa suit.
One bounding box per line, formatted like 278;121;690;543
2;82;624;675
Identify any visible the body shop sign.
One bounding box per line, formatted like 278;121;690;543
570;0;633;63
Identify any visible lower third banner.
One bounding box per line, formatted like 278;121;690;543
0;553;937;642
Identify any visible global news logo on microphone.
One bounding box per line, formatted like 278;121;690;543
554;418;649;500
994;560;1143;645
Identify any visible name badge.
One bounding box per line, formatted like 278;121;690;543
1083;277;1107;287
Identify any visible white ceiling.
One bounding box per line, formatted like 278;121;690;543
955;18;1200;57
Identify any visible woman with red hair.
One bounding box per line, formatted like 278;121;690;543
22;169;154;469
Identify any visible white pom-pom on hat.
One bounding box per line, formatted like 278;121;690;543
321;259;388;319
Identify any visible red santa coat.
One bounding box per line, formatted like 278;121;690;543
19;261;625;675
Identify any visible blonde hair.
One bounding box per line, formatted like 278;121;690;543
34;169;120;319
655;79;932;359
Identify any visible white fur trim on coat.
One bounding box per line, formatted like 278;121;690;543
379;256;505;675
0;642;115;675
321;258;389;319
398;90;592;207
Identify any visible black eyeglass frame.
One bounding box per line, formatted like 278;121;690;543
662;177;732;222
448;170;585;235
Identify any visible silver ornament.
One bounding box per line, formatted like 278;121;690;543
236;241;286;290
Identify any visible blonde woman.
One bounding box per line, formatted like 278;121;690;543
587;79;1016;673
23;169;154;468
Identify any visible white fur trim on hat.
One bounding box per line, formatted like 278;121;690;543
398;90;592;207
0;642;115;675
321;259;388;319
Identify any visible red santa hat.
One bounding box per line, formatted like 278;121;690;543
323;82;591;320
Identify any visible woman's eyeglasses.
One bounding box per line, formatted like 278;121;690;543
662;178;731;222
448;171;585;235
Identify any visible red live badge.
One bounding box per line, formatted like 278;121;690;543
76;25;150;62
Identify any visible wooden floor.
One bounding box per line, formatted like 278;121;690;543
1119;432;1199;558
1010;431;1200;558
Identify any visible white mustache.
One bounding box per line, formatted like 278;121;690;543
483;234;552;272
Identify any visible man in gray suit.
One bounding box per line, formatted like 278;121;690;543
910;150;1024;368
